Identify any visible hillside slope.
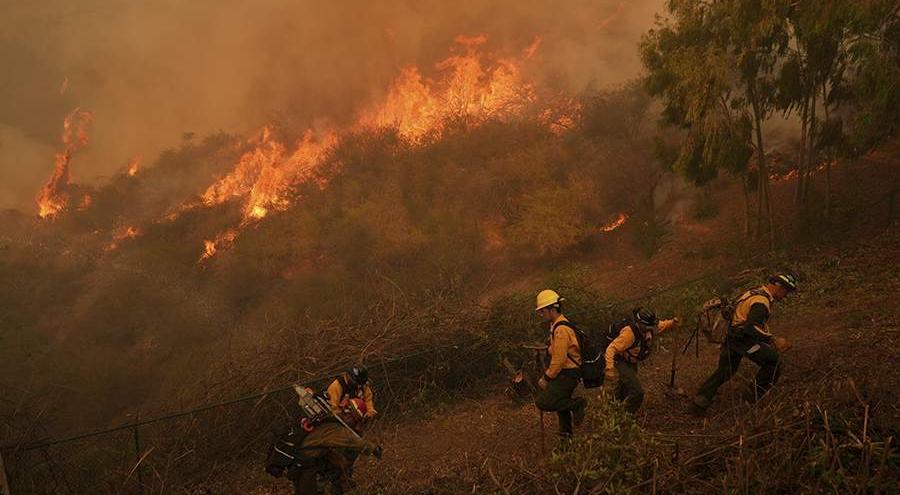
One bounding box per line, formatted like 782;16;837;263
227;145;899;494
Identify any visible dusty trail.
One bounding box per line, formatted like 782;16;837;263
346;228;900;494
235;143;899;494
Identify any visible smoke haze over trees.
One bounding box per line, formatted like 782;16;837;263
1;0;664;209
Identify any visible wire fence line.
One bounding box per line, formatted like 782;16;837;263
5;253;773;453
2;340;469;453
0;253;778;493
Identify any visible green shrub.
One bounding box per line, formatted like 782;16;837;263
547;392;660;494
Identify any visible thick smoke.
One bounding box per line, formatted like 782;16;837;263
0;0;663;210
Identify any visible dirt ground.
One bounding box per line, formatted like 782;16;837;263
238;142;899;494
348;228;899;494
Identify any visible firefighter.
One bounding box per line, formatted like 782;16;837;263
604;308;680;413
286;397;383;495
533;289;587;441
321;367;377;419
691;273;798;414
318;367;376;477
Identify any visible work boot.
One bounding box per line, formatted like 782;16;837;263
554;433;573;454
689;395;710;416
573;400;586;427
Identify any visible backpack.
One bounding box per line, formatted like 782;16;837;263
606;318;653;362
551;321;606;389
264;421;309;478
699;288;771;344
265;385;333;478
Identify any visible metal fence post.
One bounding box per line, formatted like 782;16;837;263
132;421;144;495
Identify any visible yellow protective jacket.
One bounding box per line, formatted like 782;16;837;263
545;315;582;379
326;375;376;415
731;286;774;339
604;319;677;370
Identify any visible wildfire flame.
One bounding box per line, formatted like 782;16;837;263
199;127;336;223
199;229;238;262
192;35;572;260
600;213;628;232
36;108;93;219
360;35;538;141
127;156;141;177
107;226;142;251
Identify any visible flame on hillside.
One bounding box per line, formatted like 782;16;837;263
107;226;142;251
360;35;539;140
36;108;93;219
199;127;336;223
127;156;141;177
190;35;580;261
600;213;628;232
200;229;238;262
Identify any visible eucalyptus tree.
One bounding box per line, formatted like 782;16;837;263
642;0;788;243
777;0;898;219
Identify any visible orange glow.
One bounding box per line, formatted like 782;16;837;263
200;127;336;223
540;98;582;135
770;161;831;182
600;213;628;232
186;35;567;260
127;156;141;177
199;229;238;262
36;108;93;219
107;226;143;251
360;34;538;141
78;194;93;210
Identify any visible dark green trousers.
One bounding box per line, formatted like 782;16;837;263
697;338;781;403
535;370;585;437
614;361;644;414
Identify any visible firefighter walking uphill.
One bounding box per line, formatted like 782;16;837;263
604;308;680;413
533;289;587;441
691;273;798;413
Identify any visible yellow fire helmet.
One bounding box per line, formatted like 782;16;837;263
535;289;564;312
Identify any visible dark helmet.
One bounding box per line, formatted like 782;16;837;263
633;308;659;327
769;272;798;292
348;366;369;386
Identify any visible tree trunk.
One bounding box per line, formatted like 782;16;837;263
803;91;818;205
743;174;751;237
825;158;833;220
822;82;832;221
796;95;809;205
749;83;775;249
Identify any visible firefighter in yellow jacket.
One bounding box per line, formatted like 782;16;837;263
692;273;798;413
534;289;587;440
321;367;377;419
604;308;680;413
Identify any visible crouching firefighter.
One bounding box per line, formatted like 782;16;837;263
534;289;587;441
266;386;383;495
604;308;680;413
320;367;377;419
318;367;376;476
691;273;798;414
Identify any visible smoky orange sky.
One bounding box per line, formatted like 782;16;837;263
0;0;664;211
